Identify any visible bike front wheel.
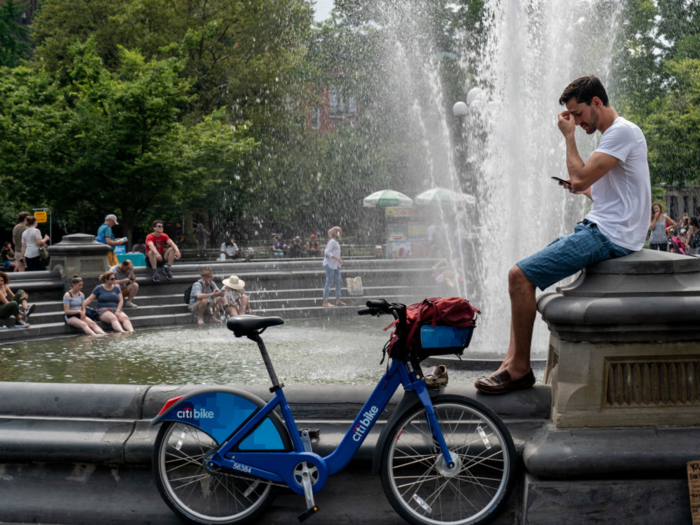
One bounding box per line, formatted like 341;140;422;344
153;421;276;525
380;395;516;525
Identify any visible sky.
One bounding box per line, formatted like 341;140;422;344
313;0;334;21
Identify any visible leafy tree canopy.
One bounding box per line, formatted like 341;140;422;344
0;40;256;241
0;0;31;68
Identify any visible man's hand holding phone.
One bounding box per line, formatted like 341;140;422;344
551;176;572;188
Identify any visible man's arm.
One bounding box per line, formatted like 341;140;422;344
166;239;181;258
558;111;619;193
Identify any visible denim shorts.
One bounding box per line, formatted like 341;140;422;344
516;220;632;291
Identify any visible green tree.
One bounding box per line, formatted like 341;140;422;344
0;41;257;243
644;58;700;186
0;0;31;68
31;0;313;122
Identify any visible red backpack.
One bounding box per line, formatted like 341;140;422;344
385;297;480;360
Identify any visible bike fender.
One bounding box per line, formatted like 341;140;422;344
151;386;289;450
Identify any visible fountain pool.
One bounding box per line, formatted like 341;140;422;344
0;317;545;385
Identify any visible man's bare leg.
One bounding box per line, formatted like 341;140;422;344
498;265;537;379
164;248;176;265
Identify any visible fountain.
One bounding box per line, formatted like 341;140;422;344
374;0;625;356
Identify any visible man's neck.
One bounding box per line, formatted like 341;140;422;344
597;106;619;134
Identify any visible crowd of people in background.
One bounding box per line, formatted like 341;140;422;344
6;200;700;333
270;233;320;258
648;204;700;255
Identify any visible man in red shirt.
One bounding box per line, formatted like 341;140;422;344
146;220;181;281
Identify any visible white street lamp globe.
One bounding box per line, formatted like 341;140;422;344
467;87;485;106
452;101;468;117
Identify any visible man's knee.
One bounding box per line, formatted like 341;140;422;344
508;265;534;293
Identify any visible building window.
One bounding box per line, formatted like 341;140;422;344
329;85;358;117
311;107;321;130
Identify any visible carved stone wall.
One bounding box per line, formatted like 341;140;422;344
539;250;700;428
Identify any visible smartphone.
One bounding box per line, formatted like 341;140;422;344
551;176;572;187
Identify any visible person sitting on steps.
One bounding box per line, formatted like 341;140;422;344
109;259;140;308
84;270;135;333
0;271;34;328
188;268;225;326
63;275;107;337
146;220;181;282
221;275;252;319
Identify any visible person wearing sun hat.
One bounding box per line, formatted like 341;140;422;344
221;275;252;318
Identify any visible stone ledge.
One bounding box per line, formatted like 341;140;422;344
0;383;551;465
522;475;691;524
523;424;700;478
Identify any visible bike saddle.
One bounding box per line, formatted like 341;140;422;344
227;314;284;337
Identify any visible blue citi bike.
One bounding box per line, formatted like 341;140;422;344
151;299;516;525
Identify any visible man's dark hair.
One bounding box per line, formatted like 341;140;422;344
559;76;609;106
152;220;163;228
17;211;29;223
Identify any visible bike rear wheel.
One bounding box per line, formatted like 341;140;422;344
380;395;516;525
153;421;276;525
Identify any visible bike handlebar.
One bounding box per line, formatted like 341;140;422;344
366;299;389;309
357;299;401;319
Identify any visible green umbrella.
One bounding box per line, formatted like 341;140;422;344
363;189;414;208
415;187;476;206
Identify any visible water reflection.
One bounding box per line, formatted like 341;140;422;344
0;318;545;385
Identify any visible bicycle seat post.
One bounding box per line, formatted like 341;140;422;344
248;332;283;391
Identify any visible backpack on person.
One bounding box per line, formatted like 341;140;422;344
95;224;108;244
184;279;205;304
384;297;480;362
184;284;194;304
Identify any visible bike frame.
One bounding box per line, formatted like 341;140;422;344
207;357;455;495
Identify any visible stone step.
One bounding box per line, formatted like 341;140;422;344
134;269;432;296
1;257;444;342
22;287;442;319
28;303;190;325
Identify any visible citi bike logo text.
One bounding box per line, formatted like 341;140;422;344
176;404;214;419
352;406;379;442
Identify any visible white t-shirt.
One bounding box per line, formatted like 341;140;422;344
585;117;651;251
323;239;341;269
220;242;238;257
21;227;42;258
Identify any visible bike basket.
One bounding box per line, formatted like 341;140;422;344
417;324;475;358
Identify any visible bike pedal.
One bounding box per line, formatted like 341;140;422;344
299;428;320;439
297;505;319;522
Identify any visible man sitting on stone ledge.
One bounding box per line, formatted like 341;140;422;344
475;75;651;395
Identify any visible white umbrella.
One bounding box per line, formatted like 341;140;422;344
363;189;414;208
415;187;476;206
